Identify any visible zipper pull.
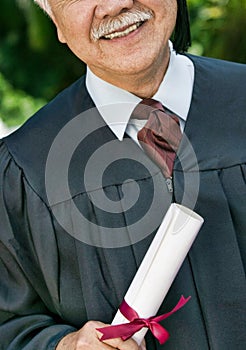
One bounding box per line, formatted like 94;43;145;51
165;177;173;193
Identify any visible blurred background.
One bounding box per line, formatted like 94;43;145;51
0;0;246;131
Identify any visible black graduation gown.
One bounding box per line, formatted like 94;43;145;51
0;55;245;350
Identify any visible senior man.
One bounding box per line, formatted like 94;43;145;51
0;1;245;349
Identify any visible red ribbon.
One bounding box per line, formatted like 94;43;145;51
97;295;191;345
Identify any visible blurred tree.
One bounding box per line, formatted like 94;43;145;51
0;0;245;127
0;0;84;99
0;0;84;126
0;72;46;127
188;0;246;63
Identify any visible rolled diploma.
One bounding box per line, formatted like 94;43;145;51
111;203;204;345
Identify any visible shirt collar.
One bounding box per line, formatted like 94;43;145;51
86;43;194;141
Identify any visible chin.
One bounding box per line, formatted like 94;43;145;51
108;56;157;76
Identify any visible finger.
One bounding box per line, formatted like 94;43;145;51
96;324;141;350
77;321;115;349
102;336;140;350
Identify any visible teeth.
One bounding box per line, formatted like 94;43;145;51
104;23;141;40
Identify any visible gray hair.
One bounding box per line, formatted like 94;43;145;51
34;0;51;15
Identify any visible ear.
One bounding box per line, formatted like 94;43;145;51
50;14;67;44
56;27;67;44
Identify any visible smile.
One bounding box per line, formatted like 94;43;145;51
102;21;144;40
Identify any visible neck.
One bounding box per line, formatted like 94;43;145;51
89;47;170;99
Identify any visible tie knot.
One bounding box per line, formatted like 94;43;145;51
132;98;182;180
132;98;164;120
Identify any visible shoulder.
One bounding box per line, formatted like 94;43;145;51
186;54;246;112
5;75;91;144
2;74;93;161
0;75;95;200
187;54;246;87
181;55;246;170
187;54;246;73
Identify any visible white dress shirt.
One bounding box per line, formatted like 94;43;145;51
86;43;194;144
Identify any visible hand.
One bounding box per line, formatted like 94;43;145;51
56;320;145;350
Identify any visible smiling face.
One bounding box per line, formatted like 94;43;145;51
49;0;177;93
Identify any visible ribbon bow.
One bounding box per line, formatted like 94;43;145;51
98;295;191;345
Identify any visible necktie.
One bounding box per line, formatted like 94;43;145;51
132;98;182;191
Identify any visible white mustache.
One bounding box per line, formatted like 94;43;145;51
91;8;154;41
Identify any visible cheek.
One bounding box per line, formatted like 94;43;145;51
157;3;177;36
57;21;91;55
53;5;93;44
157;0;177;19
62;27;99;64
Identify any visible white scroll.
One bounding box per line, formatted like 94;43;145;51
111;203;204;345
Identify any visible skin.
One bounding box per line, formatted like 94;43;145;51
56;320;146;350
39;1;178;348
48;0;177;98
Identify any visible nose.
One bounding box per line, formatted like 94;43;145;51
95;0;134;19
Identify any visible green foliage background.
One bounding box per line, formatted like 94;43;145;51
0;0;245;127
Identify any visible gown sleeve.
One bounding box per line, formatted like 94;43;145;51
0;140;76;349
